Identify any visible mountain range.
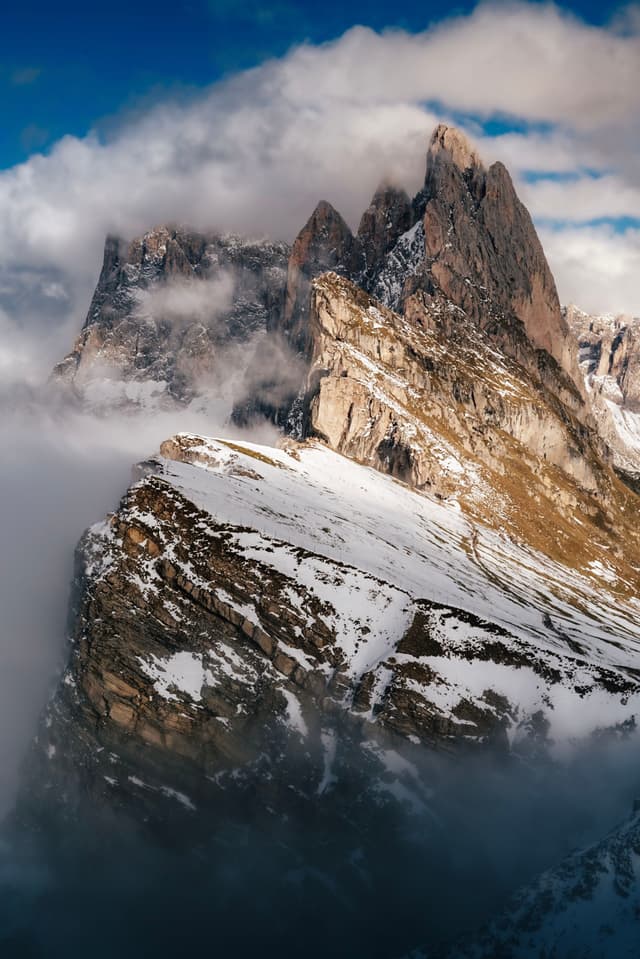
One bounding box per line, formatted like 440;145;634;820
10;123;640;958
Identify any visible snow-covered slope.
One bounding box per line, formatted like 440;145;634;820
441;805;640;959
156;435;640;746
29;430;640;825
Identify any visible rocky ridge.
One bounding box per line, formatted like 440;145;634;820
25;434;640;829
566;304;640;488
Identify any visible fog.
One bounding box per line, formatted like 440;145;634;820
1;379;640;956
0;387;280;818
141;273;236;330
1;706;639;957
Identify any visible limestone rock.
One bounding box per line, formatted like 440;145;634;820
566;304;640;485
303;272;620;565
373;125;585;409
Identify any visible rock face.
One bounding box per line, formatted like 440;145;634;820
53;226;290;411
302;272;640;576
281;201;360;356
566;304;640;486
25;435;640;829
356;182;413;289
568;304;640;409
420;125;576;374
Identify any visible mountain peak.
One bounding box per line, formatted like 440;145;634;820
426;123;484;176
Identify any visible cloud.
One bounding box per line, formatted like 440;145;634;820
0;0;638;381
521;174;640;225
10;66;42;86
539;224;640;317
141;273;236;329
20;124;49;153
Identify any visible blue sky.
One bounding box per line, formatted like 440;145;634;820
0;0;628;169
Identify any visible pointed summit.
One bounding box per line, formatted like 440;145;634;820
282;200;359;354
417;124;581;383
426;123;483;177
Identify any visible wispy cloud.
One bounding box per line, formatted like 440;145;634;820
19;124;49;153
10;66;42;86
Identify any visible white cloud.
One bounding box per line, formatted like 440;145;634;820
539;224;640;317
0;0;638;377
521;175;640;224
141;273;236;329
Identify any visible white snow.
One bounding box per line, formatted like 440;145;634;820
138;651;213;703
281;689;308;738
86;432;640;749
155;436;640;674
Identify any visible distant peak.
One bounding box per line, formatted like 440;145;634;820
309;199;345;223
427;124;484;174
370;179;411;202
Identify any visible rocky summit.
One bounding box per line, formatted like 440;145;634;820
13;124;640;957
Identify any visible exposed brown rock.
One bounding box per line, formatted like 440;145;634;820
282;200;360;355
420;125;579;380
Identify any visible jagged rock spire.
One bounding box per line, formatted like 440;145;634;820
356;181;413;287
426;123;483;176
282;200;359;354
420;124;579;380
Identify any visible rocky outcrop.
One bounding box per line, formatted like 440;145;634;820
370;126;587;421
302;272;632;568
423;126;573;366
567;304;640;410
52;226;290;411
22;434;640;829
566;304;640;485
356;182;413;289
426;127;577;370
281;201;360;356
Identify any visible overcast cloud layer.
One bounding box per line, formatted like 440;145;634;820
0;0;639;379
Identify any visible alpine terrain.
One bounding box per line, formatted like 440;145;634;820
8;124;640;958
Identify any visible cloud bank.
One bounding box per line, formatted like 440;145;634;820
0;0;639;378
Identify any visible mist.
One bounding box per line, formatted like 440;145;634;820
1;701;640;958
140;273;236;330
2;382;640;956
0;383;281;818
